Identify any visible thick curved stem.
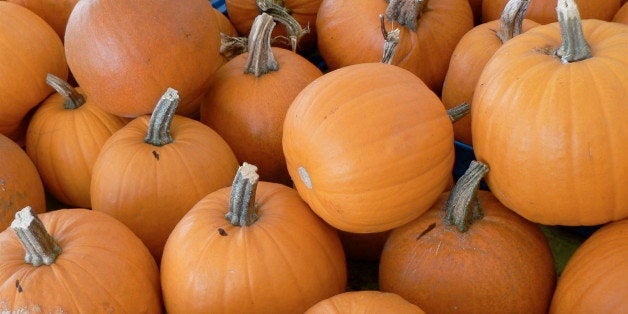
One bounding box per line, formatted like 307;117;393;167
257;0;309;51
555;0;592;63
245;13;279;77
46;74;86;110
496;0;531;43
226;163;260;226
220;33;249;61
447;102;471;123
11;206;62;266
380;15;401;64
385;0;429;32
144;88;179;147
444;161;489;232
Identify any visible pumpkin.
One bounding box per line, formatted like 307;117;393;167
305;291;425;314
472;0;628;225
201;13;322;186
316;0;473;93
379;161;556;313
91;88;238;262
613;2;628;24
5;0;79;40
283;60;454;233
0;134;46;231
212;6;238;37
0;207;162;312
482;0;621;24
442;0;539;145
550;219;628;313
0;1;68;141
25;74;129;208
64;0;223;117
161;163;347;313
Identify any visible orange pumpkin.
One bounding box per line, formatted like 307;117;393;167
25;74;129;208
550;219;628;313
0;2;67;141
5;0;79;40
91;88;238;262
201;13;322;185
212;6;238;36
305;291;425;314
482;0;621;24
65;0;222;117
161;163;347;313
380;161;556;313
472;0;628;225
0;207;162;312
613;2;628;24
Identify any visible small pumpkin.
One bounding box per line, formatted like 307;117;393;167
482;0;621;24
0;207;162;312
5;0;79;40
305;291;425;314
161;163;347;313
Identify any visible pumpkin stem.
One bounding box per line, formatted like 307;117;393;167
226;163;260;226
11;206;62;266
380;15;401;64
245;13;279;77
46;73;86;110
447;102;471;123
257;0;309;51
444;161;489;232
555;0;592;63
220;33;249;61
144;88;179;147
385;0;429;32
496;0;531;43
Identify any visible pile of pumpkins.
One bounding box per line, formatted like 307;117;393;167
0;0;626;312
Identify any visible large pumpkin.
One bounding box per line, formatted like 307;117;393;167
5;0;79;40
161;163;347;313
65;0;223;117
0;207;162;313
472;0;628;225
482;0;621;24
283;62;454;233
305;291;425;314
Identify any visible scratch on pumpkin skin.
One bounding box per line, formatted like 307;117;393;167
435;240;442;256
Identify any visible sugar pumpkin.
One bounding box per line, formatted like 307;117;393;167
5;0;79;40
482;0;620;24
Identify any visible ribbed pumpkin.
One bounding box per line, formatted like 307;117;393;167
5;0;79;40
613;2;628;24
316;0;473;93
161;163;347;313
0;134;46;231
550;219;628;313
201;14;322;185
472;0;628;225
25;75;129;208
65;0;222;117
380;161;556;313
305;291;425;314
283;62;454;233
482;0;621;24
0;1;67;141
0;207;162;313
91;89;238;262
442;0;539;145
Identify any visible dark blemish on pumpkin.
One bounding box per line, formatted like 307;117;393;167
15;280;23;293
417;223;436;240
152;151;159;160
218;228;228;236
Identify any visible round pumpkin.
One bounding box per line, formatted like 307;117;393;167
65;0;223;117
472;0;628;225
212;6;238;37
91;88;238;262
283;62;454;233
0;1;68;141
5;0;79;40
25;74;129;208
305;291;425;314
613;2;628;24
550;219;628;313
0;207;162;312
482;0;621;24
161;163;347;313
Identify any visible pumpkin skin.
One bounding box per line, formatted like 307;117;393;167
305;291;425;314
0;209;162;313
380;191;556;313
0;2;68;140
0;134;46;231
161;181;347;313
64;0;222;117
550;219;628;313
482;0;621;24
91;113;238;262
316;0;473;93
5;0;79;40
283;63;454;233
613;2;628;24
212;6;238;37
471;20;628;225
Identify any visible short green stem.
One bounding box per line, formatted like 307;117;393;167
144;88;179;146
11;206;62;266
447;102;471;123
385;0;429;32
225;163;260;226
444;161;489;232
555;0;592;63
257;0;308;51
244;13;279;77
380;14;400;64
496;0;531;43
46;74;85;110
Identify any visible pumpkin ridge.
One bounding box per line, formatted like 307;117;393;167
61;258;126;310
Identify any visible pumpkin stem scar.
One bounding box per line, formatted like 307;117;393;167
385;0;429;32
220;33;248;61
496;0;531;43
447;102;471;123
298;166;313;189
256;0;308;51
555;0;592;63
244;13;279;77
226;163;260;226
144;88;179;147
11;206;62;266
46;73;86;110
444;161;489;232
380;14;400;64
